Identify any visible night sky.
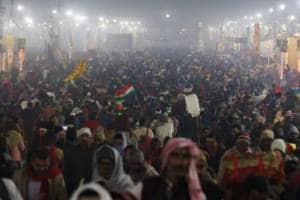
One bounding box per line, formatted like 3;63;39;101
19;0;277;23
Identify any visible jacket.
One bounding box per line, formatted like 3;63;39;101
13;168;68;200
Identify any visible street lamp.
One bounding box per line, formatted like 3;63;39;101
289;15;296;21
256;13;262;19
165;13;171;19
269;8;274;13
17;5;24;12
52;9;57;15
279;4;286;11
24;16;33;24
66;10;73;17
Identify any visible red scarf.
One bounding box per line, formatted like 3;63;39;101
48;146;62;178
28;166;49;200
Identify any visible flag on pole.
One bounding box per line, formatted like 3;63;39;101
115;84;136;105
64;59;88;82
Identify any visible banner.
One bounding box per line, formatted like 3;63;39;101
6;34;15;69
185;94;201;118
7;48;14;67
6;34;15;49
254;23;260;55
17;38;26;49
18;38;26;72
18;49;25;72
64;59;88;82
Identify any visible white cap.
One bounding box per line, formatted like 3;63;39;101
77;127;92;138
271;139;286;154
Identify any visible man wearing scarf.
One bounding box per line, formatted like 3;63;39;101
14;148;67;200
130;137;206;200
92;145;134;197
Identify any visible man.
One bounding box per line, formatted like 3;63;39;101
14;148;67;200
155;114;174;143
91;145;134;197
218;133;254;188
124;148;158;183
21;102;38;150
131;137;206;200
251;115;266;149
132;118;154;142
203;134;225;176
64;127;94;196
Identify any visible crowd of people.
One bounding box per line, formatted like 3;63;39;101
0;49;299;200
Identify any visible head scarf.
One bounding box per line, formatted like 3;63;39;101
70;183;112;200
92;145;134;193
161;138;206;200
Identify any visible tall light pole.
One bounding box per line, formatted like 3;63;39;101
0;0;4;71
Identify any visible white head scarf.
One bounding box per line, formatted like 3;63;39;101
70;183;112;200
92;145;134;193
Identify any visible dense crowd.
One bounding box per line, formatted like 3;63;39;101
0;49;299;200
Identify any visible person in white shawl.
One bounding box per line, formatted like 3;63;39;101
70;183;112;200
91;145;134;194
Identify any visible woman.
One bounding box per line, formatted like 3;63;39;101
92;145;134;195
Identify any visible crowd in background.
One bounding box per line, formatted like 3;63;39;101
0;49;299;200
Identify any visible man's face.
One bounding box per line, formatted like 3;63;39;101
79;134;92;146
114;138;124;147
205;137;218;153
167;147;191;179
98;158;114;180
31;158;49;175
126;159;145;182
57;131;66;142
236;140;249;153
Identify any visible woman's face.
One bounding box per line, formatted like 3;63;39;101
98;158;114;180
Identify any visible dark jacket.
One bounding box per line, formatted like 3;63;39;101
141;176;190;200
63;144;94;195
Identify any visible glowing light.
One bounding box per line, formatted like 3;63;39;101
290;15;296;21
17;5;24;12
269;8;274;13
52;10;57;14
66;10;73;17
99;17;104;22
256;13;262;19
165;13;171;19
24;16;33;24
279;4;286;11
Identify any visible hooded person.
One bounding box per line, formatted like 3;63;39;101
70;183;112;200
91;145;134;195
113;132;129;158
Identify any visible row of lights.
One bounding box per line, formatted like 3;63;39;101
242;3;295;23
14;5;143;27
